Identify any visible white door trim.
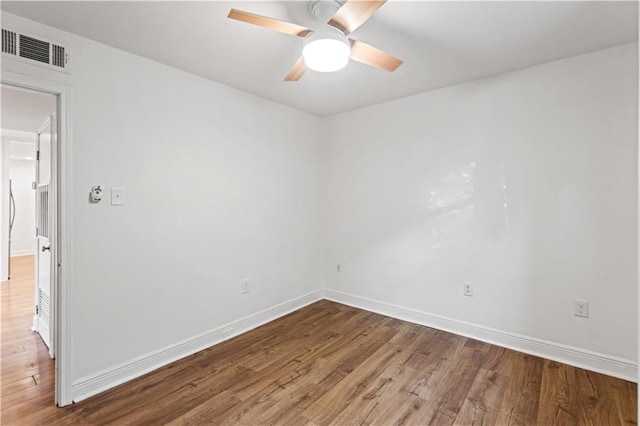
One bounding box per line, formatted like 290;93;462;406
1;71;73;407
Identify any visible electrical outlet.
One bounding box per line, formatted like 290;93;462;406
463;282;473;297
242;279;250;294
574;300;589;318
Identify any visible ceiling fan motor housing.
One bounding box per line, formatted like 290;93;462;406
310;0;344;23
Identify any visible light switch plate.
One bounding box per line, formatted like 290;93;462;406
111;187;125;206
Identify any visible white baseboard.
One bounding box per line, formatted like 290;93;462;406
324;289;637;383
72;287;636;403
72;289;324;402
10;250;35;257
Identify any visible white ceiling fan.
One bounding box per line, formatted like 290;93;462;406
228;0;403;81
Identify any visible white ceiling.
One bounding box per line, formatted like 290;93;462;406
1;86;56;132
2;1;638;116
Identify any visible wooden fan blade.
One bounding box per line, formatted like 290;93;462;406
328;0;386;35
228;9;312;38
284;56;306;81
349;39;403;72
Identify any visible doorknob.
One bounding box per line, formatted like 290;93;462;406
42;245;51;252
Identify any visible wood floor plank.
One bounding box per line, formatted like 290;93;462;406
326;323;425;425
2;255;637;424
608;376;638;425
453;368;508;425
366;390;425;426
167;391;242;425
1;256;57;425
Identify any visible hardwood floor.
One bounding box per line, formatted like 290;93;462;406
2;257;637;424
1;255;55;423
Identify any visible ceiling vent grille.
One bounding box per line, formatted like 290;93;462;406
20;34;50;64
1;28;69;73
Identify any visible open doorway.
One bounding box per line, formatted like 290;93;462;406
1;84;58;406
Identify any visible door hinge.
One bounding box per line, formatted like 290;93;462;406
35;305;39;315
36;150;40;161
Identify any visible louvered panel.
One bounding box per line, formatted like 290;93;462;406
37;184;50;239
39;289;50;323
2;29;16;55
52;44;65;68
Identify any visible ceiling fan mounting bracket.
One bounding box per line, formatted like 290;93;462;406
309;0;344;22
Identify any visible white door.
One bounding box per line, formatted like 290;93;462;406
33;116;55;358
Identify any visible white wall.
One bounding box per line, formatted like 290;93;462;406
2;12;322;384
321;42;638;362
8;150;36;256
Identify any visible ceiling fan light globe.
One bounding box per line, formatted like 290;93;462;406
303;38;350;72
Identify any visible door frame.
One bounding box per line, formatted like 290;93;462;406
2;71;73;406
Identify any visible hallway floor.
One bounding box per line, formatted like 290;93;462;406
1;255;55;423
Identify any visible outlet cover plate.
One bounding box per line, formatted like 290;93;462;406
111;187;125;206
463;282;473;297
574;300;589;318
